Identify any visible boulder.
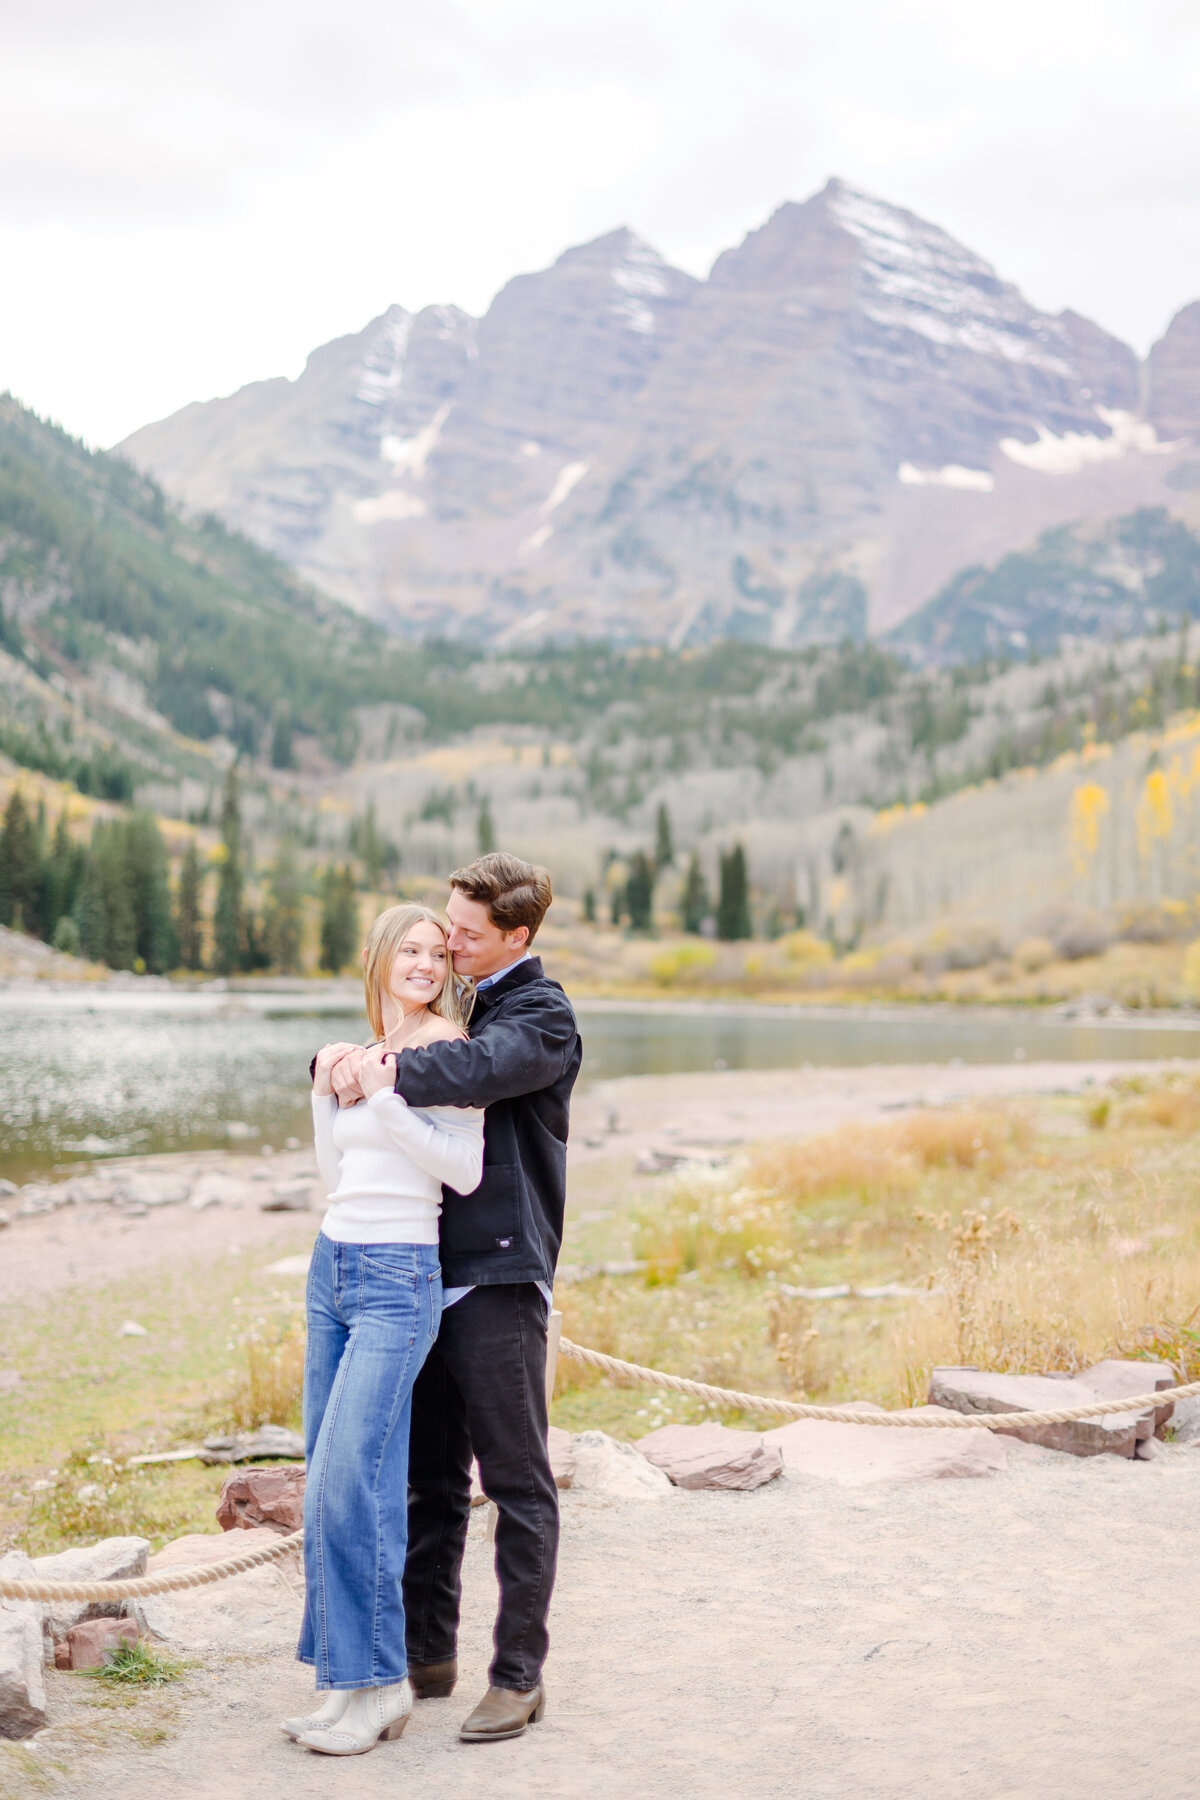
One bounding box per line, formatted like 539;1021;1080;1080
0;1608;46;1739
216;1466;305;1533
548;1425;575;1490
66;1617;140;1670
133;1528;299;1643
260;1180;315;1212
0;1550;47;1739
928;1360;1176;1458
201;1424;305;1464
570;1431;673;1500
764;1404;1008;1487
636;1422;783;1490
32;1537;149;1642
1170;1395;1200;1444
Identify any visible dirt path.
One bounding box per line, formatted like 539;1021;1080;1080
18;1443;1200;1800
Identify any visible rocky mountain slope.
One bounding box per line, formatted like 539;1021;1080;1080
118;179;1200;650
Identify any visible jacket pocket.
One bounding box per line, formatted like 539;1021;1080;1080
440;1162;522;1257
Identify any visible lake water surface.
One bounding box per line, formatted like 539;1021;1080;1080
1;986;1198;1183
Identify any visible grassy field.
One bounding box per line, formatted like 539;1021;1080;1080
4;1074;1200;1558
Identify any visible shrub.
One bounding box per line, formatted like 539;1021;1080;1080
777;930;833;969
1013;935;1055;973
648;942;718;986
1025;904;1112;961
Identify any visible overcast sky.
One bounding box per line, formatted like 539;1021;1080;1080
2;0;1199;448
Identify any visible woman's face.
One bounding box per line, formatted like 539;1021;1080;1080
386;918;450;1012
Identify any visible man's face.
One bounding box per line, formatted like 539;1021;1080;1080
446;889;529;980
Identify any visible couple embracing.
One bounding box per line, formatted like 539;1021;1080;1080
286;852;581;1758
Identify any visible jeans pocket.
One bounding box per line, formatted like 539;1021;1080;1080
360;1252;420;1287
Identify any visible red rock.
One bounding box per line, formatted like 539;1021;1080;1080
216;1466;305;1534
66;1617;140;1670
636;1422;783;1490
53;1641;70;1670
927;1360;1177;1458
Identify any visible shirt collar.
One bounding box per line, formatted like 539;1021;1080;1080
473;950;533;992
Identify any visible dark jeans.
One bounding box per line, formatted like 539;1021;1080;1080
403;1283;558;1691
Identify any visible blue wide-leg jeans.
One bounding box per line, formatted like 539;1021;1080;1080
297;1233;442;1690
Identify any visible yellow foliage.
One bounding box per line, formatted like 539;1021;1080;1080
1068;781;1109;874
648;942;717;986
776;930;833;968
1137;767;1173;856
1180;939;1200;999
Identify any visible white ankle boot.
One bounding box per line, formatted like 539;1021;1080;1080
297;1680;413;1756
280;1689;351;1739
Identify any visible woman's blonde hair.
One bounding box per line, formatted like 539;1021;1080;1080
362;904;469;1040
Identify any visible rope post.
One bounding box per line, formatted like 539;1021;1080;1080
545;1308;563;1411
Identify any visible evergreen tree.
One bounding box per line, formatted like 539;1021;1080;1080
265;836;305;973
176;839;204;970
270;709;296;770
477;796;495;855
42;813;83;942
681;853;709;935
582;886;596;924
610;875;625;927
75;820;138;968
319;865;359;973
0;790;40;931
654;802;674;872
213;764;244;976
124;811;177;972
716;843;752;941
349;799;390;888
624;850;655;932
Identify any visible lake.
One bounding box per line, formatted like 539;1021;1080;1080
1;985;1198;1183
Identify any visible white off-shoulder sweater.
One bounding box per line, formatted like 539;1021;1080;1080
311;1091;485;1245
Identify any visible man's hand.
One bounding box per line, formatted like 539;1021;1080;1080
313;1041;363;1098
330;1045;368;1106
359;1045;397;1100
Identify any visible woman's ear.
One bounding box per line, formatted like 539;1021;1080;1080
360;947;368;969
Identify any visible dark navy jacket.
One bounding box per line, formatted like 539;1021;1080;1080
390;956;581;1288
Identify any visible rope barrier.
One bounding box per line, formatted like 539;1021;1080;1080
558;1338;1200;1429
2;1344;1195;1604
0;1529;302;1603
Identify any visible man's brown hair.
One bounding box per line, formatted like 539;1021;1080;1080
448;851;553;942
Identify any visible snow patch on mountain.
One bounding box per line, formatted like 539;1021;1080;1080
353;490;428;524
381;402;452;478
356;308;413;407
541;460;589;515
898;462;995;493
829;183;1072;375
610;238;673;334
999;407;1181;474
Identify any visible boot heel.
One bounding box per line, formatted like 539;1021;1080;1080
382;1715;411;1741
529;1697;546;1724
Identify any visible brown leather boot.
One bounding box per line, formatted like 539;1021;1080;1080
408;1659;458;1699
459;1683;546;1742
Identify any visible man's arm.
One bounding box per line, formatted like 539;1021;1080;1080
392;994;577;1110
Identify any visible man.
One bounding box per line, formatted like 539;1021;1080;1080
328;852;581;1744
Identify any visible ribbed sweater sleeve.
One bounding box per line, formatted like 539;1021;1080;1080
364;1090;484;1195
311;1092;344;1194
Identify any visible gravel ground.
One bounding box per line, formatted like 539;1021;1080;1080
18;1444;1200;1800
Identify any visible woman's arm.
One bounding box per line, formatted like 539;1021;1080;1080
365;1090;484;1194
311;1091;344;1194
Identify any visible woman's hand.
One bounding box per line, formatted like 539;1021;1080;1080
358;1044;398;1099
312;1041;364;1098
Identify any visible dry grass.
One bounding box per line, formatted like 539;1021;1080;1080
226;1315;306;1431
554;1087;1200;1427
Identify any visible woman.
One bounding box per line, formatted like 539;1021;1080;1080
284;904;482;1758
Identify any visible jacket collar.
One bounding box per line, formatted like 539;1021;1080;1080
468;954;544;1013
